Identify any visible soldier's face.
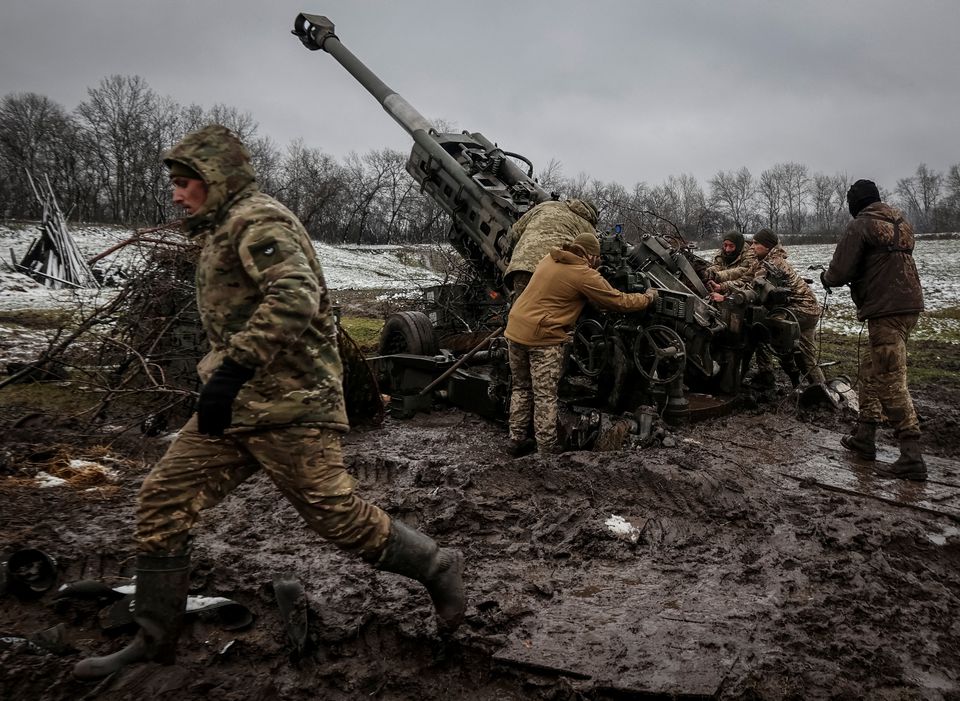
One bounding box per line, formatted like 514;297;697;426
722;240;737;255
171;177;208;215
751;242;770;259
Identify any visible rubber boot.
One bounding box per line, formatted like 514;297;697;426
376;520;465;631
73;553;190;680
876;436;927;481
507;438;536;458
840;421;877;460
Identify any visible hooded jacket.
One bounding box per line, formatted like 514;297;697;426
505;247;655;346
164;125;348;431
822;202;924;321
504;199;597;281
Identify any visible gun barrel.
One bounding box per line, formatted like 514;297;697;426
293;13;433;136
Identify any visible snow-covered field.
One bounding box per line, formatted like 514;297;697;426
0;223;444;313
2;223;958;343
696;239;960;340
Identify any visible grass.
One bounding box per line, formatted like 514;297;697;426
0;309;75;329
340;316;384;353
0;380;101;417
924;306;960;321
815;328;960;390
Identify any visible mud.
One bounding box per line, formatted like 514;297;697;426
2;386;960;700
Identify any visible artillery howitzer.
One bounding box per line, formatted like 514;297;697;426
293;14;800;436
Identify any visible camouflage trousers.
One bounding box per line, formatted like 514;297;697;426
756;312;825;385
136;415;391;557
858;313;920;437
508;341;566;452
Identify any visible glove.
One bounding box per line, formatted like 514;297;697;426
646;288;659;304
196;357;256;436
819;270;832;293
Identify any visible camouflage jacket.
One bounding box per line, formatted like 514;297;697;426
164;125;348;432
504;200;596;281
709;246;758;290
752;245;821;318
822;202;924;321
505;247;654;347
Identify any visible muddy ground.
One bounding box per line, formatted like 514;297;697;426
2;367;960;699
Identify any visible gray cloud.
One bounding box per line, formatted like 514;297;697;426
2;0;957;191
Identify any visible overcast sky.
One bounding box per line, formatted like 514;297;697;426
2;0;958;192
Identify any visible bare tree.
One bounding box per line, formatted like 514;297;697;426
0;93;75;220
76;75;160;223
896;163;943;233
709;167;755;233
781;162;809;236
757;165;785;232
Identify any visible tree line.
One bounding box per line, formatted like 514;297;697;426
2;75;959;245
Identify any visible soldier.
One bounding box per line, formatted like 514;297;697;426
822;179;926;481
504;198;599;299
74;125;465;681
705;232;777;387
504;232;658;455
747;228;826;387
704;231;756;288
712;229;826;387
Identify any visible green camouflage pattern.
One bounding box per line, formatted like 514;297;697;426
136;416;391;556
710;246;758;289
505;200;596;281
752;245;821;318
507;341;566;452
165;125;348;431
857;314;920;436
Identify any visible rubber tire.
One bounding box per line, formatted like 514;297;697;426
378;311;439;356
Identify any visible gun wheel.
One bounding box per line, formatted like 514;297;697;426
768;306;799;325
378;311;439;356
570;318;608;377
632;325;686;384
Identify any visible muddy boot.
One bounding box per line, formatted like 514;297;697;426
747;370;776;390
786;368;802;388
376;520;465;631
840;421;877;461
876;435;927;481
73;552;190;681
506;438;536;457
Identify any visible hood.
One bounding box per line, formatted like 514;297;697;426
566;199;598;226
550;247;590;265
721;231;745;263
163;124;257;232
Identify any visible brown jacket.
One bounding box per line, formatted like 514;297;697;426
505;248;655;346
822;202;924;321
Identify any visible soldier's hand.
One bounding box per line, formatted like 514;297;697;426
197;357;256;436
819;270;832;293
646;287;659;305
